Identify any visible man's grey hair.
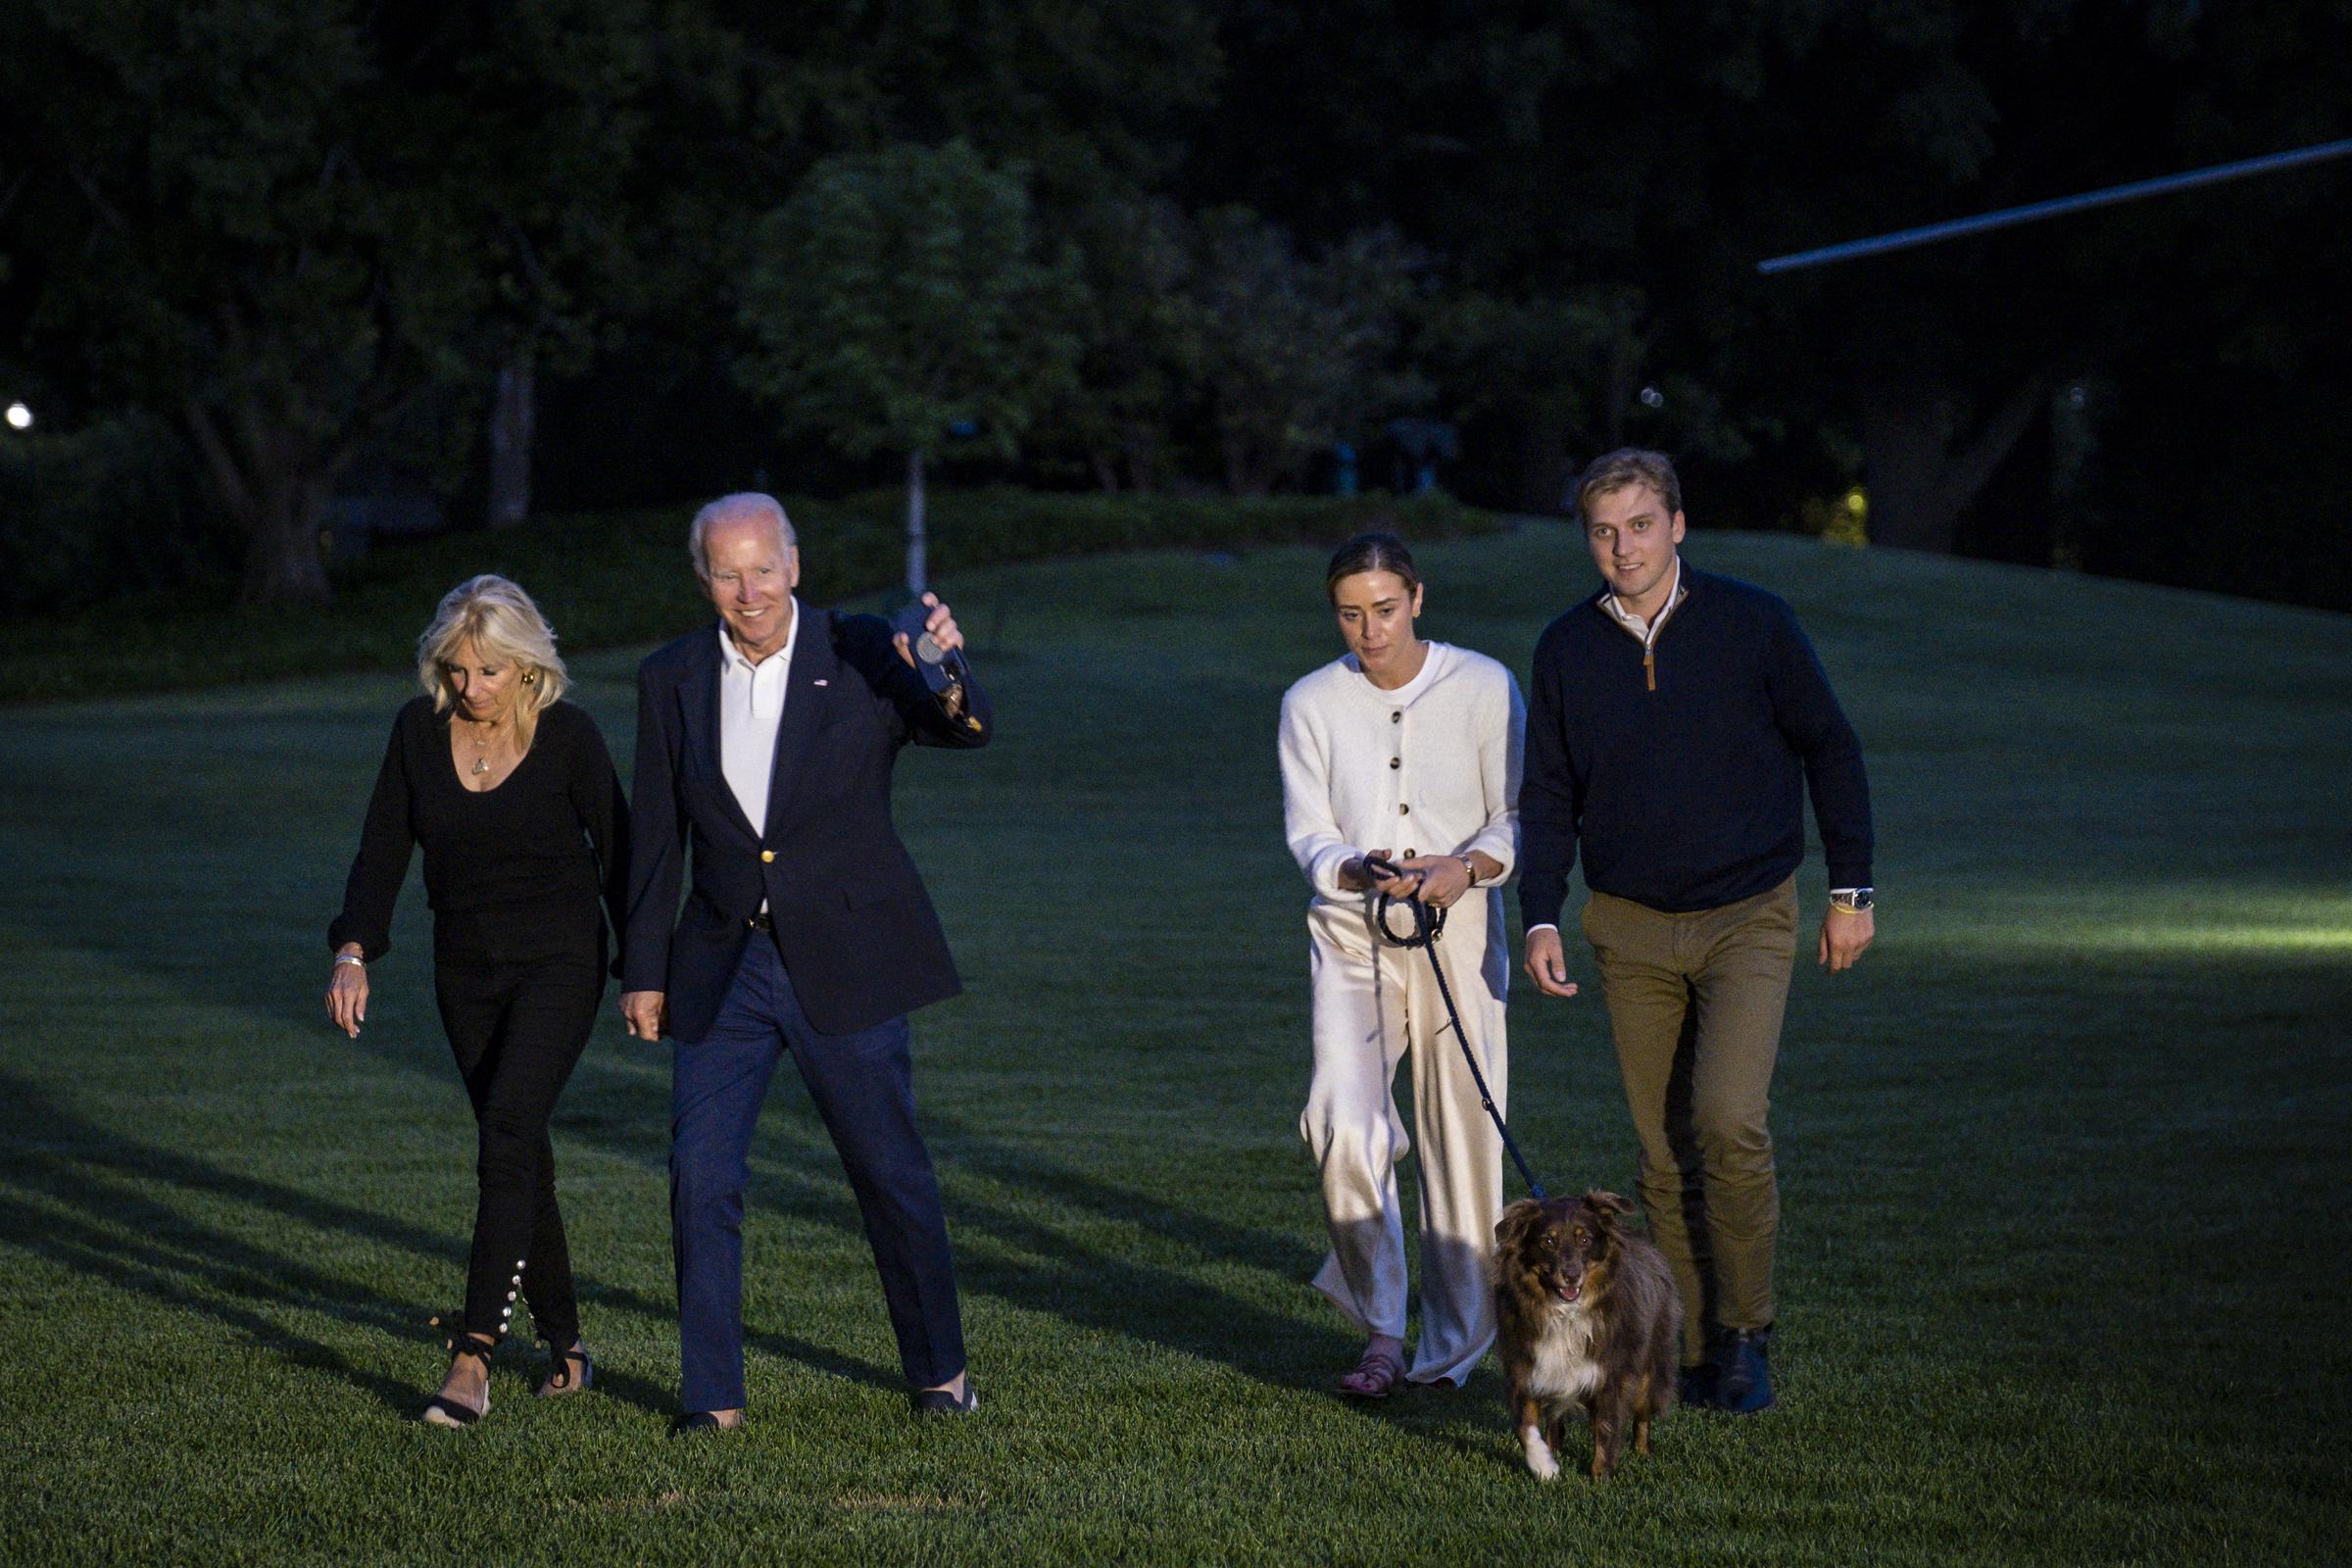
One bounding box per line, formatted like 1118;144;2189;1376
688;492;798;580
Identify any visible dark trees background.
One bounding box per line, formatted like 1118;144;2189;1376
0;0;651;601
2;0;2346;610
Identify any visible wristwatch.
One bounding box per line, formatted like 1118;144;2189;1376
1830;887;1875;913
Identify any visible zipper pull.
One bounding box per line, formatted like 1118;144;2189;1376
1643;648;1656;692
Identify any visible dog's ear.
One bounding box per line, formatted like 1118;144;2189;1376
1585;1190;1635;1222
1495;1199;1541;1245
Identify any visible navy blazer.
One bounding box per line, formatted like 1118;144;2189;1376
621;609;992;1041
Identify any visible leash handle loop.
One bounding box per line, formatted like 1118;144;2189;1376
1361;855;1445;948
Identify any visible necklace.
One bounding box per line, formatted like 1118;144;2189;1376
465;712;511;777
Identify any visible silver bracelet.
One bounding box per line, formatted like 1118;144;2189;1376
333;954;366;969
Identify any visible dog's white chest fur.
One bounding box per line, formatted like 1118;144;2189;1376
1524;1299;1603;1409
1516;1298;1603;1481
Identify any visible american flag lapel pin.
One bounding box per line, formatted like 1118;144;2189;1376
813;678;828;686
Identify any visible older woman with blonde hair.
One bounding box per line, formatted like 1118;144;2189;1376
326;574;627;1427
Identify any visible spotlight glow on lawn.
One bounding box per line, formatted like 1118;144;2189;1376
1932;892;2352;957
2066;924;2352;955
3;402;29;431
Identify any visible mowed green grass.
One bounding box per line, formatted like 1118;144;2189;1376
3;524;2348;1566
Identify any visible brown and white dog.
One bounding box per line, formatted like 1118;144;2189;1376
1492;1191;1681;1481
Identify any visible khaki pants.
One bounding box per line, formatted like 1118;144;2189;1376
1582;878;1797;1365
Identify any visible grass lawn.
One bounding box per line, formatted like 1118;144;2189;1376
2;523;2347;1565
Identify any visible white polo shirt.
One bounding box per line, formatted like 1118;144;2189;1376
718;600;801;832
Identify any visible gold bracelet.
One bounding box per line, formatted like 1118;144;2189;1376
1829;901;1871;915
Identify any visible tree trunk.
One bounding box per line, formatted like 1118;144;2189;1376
237;475;334;604
1856;381;1951;552
1122;424;1159;493
1222;431;1273;496
486;351;536;529
906;448;928;595
1860;369;2052;553
184;397;333;603
1600;335;1638;453
1519;414;1573;514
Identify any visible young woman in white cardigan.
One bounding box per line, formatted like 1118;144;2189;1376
1278;532;1525;1396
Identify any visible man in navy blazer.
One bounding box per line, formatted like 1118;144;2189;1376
619;492;990;1430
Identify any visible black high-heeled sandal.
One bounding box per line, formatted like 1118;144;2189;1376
537;1336;593;1398
420;1313;496;1428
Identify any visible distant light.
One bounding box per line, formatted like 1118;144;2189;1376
1638;385;1665;409
3;403;29;431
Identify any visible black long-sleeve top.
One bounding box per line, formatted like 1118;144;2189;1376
329;696;629;967
1520;566;1873;925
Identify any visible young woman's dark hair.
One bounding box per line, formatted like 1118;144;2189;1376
1324;531;1421;605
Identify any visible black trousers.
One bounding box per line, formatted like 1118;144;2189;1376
432;952;603;1348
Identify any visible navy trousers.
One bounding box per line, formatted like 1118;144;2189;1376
670;935;965;1411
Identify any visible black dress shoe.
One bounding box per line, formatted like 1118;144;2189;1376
669;1411;743;1437
910;1383;978;1416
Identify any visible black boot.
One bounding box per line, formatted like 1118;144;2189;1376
1712;1326;1775;1414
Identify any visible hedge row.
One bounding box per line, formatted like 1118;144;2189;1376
0;487;1501;703
0;414;228;616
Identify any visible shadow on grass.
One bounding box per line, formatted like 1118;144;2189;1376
0;785;1419;1419
0;1046;1374;1420
212;969;1366;1402
0;1073;886;1413
680;1089;1363;1398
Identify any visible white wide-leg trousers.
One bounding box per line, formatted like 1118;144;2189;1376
1299;892;1508;1387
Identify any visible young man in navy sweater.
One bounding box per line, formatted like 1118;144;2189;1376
1520;448;1876;1414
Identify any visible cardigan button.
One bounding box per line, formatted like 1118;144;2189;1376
1398;804;1410;815
1390;757;1399;769
760;850;776;863
1391;711;1401;723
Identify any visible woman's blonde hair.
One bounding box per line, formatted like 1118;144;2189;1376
416;574;568;749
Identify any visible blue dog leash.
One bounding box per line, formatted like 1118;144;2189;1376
1362;856;1547;1200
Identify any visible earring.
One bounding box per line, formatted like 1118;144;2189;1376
521;670;537;685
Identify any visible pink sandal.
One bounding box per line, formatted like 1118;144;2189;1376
1337;1345;1406;1398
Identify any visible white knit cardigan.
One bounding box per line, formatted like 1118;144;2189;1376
1279;641;1525;906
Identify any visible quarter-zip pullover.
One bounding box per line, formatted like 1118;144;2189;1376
1519;565;1873;922
1599;558;1686;690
